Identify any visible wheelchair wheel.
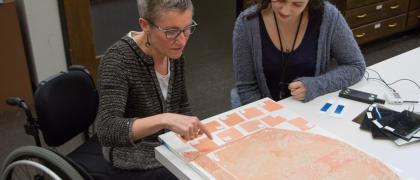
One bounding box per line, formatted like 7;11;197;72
1;146;84;180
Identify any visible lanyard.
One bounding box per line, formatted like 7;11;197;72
272;11;303;99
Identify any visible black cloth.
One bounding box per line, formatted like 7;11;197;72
259;9;321;101
110;166;178;180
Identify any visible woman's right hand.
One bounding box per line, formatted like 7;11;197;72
162;113;212;141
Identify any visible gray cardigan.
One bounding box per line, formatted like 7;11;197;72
231;2;366;107
96;36;192;170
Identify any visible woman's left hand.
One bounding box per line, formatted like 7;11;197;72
288;81;306;101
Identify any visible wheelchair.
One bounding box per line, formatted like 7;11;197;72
1;65;114;180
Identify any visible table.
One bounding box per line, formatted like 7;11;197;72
155;47;420;179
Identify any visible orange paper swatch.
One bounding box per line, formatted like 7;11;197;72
288;117;312;131
220;113;245;126
204;121;224;133
261;115;286;127
217;128;243;143
240;120;265;133
191;137;219;153
262;99;283;112
182;150;200;161
241;107;264;119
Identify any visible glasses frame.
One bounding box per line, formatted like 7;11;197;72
146;19;198;40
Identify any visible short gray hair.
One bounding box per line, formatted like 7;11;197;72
137;0;194;22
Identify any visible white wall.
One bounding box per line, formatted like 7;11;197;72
16;0;67;84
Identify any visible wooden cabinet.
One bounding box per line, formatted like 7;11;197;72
237;0;419;44
332;0;419;45
410;0;420;10
345;0;384;9
353;14;407;44
345;0;409;28
407;0;420;29
0;2;33;111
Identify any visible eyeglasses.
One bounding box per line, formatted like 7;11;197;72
147;19;198;39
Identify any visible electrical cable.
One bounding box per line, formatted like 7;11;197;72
365;68;396;92
364;69;420;104
388;79;420;90
365;68;420;91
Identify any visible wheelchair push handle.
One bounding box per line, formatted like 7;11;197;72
6;97;31;116
6;97;25;107
6;97;42;146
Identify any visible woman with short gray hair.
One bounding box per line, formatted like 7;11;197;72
96;0;210;179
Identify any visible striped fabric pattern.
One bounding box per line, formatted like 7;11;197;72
95;36;192;170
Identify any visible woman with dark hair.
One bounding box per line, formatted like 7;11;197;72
96;0;211;179
231;0;366;107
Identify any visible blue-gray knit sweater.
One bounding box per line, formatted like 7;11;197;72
231;2;366;107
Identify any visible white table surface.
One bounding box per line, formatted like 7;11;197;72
156;47;420;180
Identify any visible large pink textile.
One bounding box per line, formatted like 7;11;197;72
193;128;398;180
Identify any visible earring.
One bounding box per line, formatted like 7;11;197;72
145;32;151;48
